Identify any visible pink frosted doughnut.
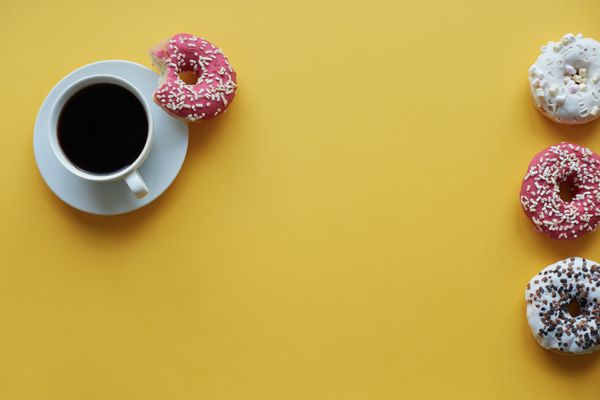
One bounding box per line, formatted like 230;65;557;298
150;33;237;122
520;142;600;239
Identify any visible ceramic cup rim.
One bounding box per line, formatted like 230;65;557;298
48;74;153;182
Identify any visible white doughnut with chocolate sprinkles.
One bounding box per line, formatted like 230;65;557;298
526;257;600;354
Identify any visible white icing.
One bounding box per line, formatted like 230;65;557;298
526;257;600;354
529;33;600;125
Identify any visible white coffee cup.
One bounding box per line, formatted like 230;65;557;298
48;74;153;199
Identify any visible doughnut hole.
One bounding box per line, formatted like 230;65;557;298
568;299;581;317
178;70;199;85
558;179;576;202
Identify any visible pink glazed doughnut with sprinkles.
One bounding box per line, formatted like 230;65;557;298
520;142;600;240
150;33;237;122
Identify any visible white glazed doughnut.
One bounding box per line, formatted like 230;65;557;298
528;33;600;125
526;257;600;354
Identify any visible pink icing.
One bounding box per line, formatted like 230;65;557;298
150;33;237;121
520;142;600;240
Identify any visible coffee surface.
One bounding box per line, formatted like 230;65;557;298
58;83;148;174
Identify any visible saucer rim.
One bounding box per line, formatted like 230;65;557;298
33;60;189;216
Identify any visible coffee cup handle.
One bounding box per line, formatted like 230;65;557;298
124;170;149;199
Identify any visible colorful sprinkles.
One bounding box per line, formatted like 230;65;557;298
520;142;600;240
150;33;237;122
526;257;600;354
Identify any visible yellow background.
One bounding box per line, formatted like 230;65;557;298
2;0;600;398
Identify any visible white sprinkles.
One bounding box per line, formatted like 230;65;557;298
150;33;237;122
520;142;600;240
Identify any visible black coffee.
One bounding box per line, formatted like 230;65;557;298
58;83;148;174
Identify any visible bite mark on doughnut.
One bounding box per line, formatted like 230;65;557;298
149;33;237;122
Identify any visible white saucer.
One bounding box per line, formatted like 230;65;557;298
34;60;189;215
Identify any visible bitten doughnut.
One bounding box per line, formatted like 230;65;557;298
526;257;600;354
520;142;600;239
528;33;600;125
150;33;237;121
